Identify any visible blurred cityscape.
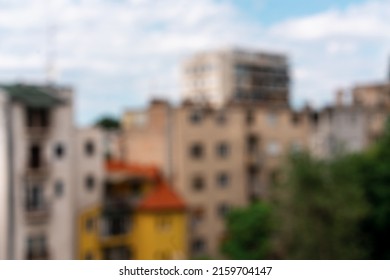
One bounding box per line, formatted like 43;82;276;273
1;46;390;260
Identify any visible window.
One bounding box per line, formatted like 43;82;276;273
85;252;93;260
86;217;94;232
192;176;205;192
216;111;227;124
54;180;64;197
85;140;95;156
189;110;202;124
85;175;95;191
216;142;230;158
191;238;206;255
217;203;230;218
156;216;171;232
291;113;301;125
26;107;50;128
26;235;47;259
246;110;255;125
290;141;302;153
191;207;205;228
26;184;44;211
267;141;281;156
54;143;65;159
189;143;204;159
103;246;131;260
29;144;42;169
216;172;230;188
103;215;128;236
247;135;259;154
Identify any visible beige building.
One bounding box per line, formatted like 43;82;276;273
121;100;311;258
181;48;290;106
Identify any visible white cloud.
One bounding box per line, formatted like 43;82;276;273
0;0;390;124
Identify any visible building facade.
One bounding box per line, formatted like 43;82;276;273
181;48;290;106
0;84;76;259
121;99;311;258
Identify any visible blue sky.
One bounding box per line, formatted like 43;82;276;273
0;0;389;125
235;0;368;25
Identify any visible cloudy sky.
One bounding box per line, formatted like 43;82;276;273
1;0;390;125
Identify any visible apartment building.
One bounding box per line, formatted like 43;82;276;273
0;84;76;259
310;83;390;159
121;100;311;258
181;48;290;106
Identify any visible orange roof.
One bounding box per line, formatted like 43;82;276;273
106;160;159;179
138;182;186;211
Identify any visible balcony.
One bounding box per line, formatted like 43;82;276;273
246;152;263;167
26;126;52;140
25;203;50;224
25;163;50;179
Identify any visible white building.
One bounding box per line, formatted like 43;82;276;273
181;48;290;107
0;84;107;260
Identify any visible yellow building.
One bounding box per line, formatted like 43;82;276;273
78;161;187;260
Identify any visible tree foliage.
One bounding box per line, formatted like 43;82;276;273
95;116;120;130
222;119;390;259
222;203;274;260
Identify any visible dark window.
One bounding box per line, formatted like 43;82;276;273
247;135;259;154
103;215;128;236
29;144;42;169
291;113;301;125
217;172;229;188
26;108;50;128
191;207;205;228
85;175;95;191
86;217;94;232
54;143;65;159
85;141;95;156
246;110;255;125
192;176;205;191
26;235;47;259
190;143;204;159
189;110;202;124
216;112;226;124
26;184;44;211
54;180;64;197
216;142;229;158
85;252;93;260
103;246;131;260
191;238;206;255
217;203;230;218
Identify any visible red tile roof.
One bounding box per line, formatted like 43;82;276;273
138;181;186;211
106;160;186;211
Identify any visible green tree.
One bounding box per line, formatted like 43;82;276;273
95;116;120;130
272;152;369;259
357;119;390;259
222;203;274;260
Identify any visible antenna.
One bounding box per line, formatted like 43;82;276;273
44;0;57;84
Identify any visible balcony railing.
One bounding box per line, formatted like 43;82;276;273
26;126;51;139
246;152;263;166
25;203;50;224
25;163;50;179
